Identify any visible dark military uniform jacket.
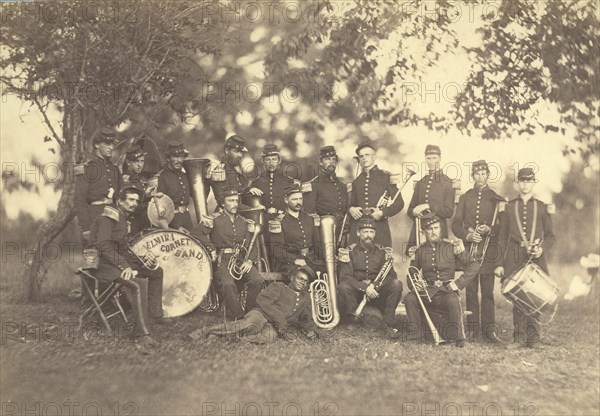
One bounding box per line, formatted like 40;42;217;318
157;166;190;209
411;241;480;297
303;172;349;221
207;213;254;254
338;242;397;292
407;170;455;249
255;282;316;331
272;211;320;270
89;205;132;280
75;155;122;232
349;165;404;247
245;169;295;213
123;172;151;235
208;160;251;206
498;196;555;276
452;185;505;274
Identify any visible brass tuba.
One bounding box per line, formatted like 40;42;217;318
183;158;211;224
309;215;340;329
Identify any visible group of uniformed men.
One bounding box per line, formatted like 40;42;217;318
76;128;554;351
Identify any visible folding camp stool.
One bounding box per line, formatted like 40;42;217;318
77;268;128;335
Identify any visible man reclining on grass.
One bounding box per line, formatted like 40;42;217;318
191;266;319;343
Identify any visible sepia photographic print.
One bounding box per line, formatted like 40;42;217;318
1;1;598;415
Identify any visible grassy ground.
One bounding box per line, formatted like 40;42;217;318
1;261;599;416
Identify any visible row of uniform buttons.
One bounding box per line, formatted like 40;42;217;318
431;243;441;280
176;171;187;205
424;173;433;203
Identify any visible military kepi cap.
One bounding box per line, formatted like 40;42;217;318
165;141;189;157
119;184;143;200
225;134;248;152
291;265;317;282
320;146;337;159
262;144;280;157
420;212;441;230
472;160;489;174
355;141;375;155
517;167;537;182
284;183;302;197
125;145;146;161
357;217;376;230
222;185;241;198
93;127;118;144
425;144;441;155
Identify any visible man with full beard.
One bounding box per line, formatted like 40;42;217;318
337;218;402;337
157;142;193;232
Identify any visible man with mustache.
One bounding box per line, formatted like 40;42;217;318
404;213;480;347
157;142;193;233
199;266;318;342
75;127;122;243
303;146;349;237
122;145;153;235
204;186;264;320
271;184;323;276
88;185;162;351
337;218;402;337
208;134;253;209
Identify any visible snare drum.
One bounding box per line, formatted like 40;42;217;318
129;229;212;317
501;262;559;321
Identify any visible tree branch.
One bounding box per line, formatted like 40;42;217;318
32;96;64;149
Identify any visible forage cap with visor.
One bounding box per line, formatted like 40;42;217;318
290;265;317;282
284;183;302;197
472;159;489;174
355;141;375;155
225;134;248;152
165;141;189;157
320;146;338;159
125;145;146;161
221;185;241;199
357;217;376;231
420;212;441;230
262;144;280;157
119;184;143;200
93;127;118;144
425;144;441;155
517;167;537;182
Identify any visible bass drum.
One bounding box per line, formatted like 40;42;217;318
130;229;212;318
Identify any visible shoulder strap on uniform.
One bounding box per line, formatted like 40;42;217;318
101;206;120;222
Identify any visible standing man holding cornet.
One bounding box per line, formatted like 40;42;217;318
406;144;455;255
157;142;193;233
337;218;402;338
404;214;480;347
348;141;405;247
452;160;505;343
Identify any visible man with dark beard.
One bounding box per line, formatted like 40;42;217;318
208;134;253;208
303;146;349;232
271;184;323;276
337;218;402;337
157;142;193;232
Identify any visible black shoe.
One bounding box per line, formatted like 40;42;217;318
455;340;465;348
483;333;503;344
345;315;362;331
381;326;400;340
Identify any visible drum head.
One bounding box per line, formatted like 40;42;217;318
130;229;212;317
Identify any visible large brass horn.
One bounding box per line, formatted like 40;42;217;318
240;196;271;272
309;215;340;329
182;158;211;224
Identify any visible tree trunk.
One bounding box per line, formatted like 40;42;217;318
21;108;92;301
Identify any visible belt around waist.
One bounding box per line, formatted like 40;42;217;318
426;280;445;287
175;206;189;213
219;248;236;254
90;198;112;205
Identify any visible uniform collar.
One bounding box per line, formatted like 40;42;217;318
93;154;111;164
473;184;489;192
166;165;183;174
358;240;376;253
285;209;300;219
517;194;535;203
364;165;379;176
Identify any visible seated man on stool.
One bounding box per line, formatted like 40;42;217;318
197;266;318;343
337;218;403;338
404;213;480;347
89;185;162;350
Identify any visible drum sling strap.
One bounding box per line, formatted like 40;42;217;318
515;199;537;247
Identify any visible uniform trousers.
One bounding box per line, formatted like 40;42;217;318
337;278;403;327
404;289;465;342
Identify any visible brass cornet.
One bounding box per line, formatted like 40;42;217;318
407;266;445;345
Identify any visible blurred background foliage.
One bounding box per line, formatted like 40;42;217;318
1;0;598;298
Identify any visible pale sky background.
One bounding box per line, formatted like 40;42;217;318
1;1;597;222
